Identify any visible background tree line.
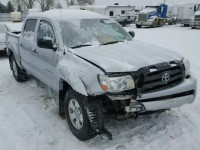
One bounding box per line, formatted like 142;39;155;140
0;0;95;13
0;1;14;13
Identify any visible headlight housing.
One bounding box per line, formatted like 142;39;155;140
182;58;191;77
98;74;135;93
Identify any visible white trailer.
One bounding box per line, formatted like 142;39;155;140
178;6;194;26
77;5;136;26
10;12;22;22
174;3;197;26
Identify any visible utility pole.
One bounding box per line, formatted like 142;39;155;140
164;0;166;4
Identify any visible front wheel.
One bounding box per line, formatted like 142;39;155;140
64;89;96;141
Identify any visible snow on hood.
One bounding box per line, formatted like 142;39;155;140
5;22;23;32
72;40;183;73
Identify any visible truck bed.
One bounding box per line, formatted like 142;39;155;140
6;31;21;64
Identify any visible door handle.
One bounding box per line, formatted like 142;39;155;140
33;49;38;54
20;43;23;47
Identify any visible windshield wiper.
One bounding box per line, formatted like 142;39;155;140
101;41;123;45
70;44;92;49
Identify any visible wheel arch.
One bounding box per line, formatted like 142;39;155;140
58;78;88;118
8;48;23;69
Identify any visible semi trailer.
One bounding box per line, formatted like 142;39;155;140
136;4;176;28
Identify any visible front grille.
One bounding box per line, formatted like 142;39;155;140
135;61;184;94
138;13;148;22
195;15;200;21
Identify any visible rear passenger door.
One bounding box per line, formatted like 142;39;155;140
31;19;58;88
20;19;37;73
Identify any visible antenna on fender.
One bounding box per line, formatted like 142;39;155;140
60;9;66;55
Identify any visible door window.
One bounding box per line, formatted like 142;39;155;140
121;10;125;14
37;20;56;49
109;11;114;16
23;19;37;39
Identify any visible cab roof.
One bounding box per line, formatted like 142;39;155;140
27;9;108;20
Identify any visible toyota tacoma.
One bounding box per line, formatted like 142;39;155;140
6;9;197;141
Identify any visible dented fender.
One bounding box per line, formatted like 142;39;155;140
57;53;105;96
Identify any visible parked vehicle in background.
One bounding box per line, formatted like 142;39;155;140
11;12;22;22
6;9;197;141
190;4;200;29
0;23;8;52
177;6;194;26
166;5;177;25
73;4;136;26
135;4;176;28
173;3;198;27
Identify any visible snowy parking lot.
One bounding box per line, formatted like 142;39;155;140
0;24;199;150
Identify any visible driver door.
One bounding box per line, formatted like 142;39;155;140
31;19;58;89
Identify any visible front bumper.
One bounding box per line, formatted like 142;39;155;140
190;21;200;28
136;75;197;111
136;21;153;26
0;43;6;51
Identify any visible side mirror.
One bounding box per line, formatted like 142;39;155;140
129;31;135;38
37;38;57;51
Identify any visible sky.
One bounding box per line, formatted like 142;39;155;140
95;0;200;6
1;0;200;8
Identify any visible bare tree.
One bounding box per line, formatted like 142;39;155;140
37;0;55;11
77;0;94;5
55;2;62;9
20;0;36;9
12;0;36;10
66;0;76;6
66;0;94;6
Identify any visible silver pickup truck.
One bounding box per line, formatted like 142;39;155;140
6;9;197;141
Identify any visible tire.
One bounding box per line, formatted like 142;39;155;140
136;24;142;28
151;20;157;28
64;89;96;141
10;55;27;82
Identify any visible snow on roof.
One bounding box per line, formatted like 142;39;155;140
28;9;108;20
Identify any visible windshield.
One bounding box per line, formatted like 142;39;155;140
59;19;132;48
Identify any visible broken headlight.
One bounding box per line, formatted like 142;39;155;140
182;58;191;77
98;74;135;93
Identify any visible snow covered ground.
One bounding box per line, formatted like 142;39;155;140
0;24;199;150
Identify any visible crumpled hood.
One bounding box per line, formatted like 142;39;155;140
72;41;183;73
0;33;6;43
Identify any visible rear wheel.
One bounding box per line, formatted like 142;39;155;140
136;24;142;28
10;55;27;82
64;89;96;141
151;20;157;28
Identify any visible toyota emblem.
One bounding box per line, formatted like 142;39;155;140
162;72;170;83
